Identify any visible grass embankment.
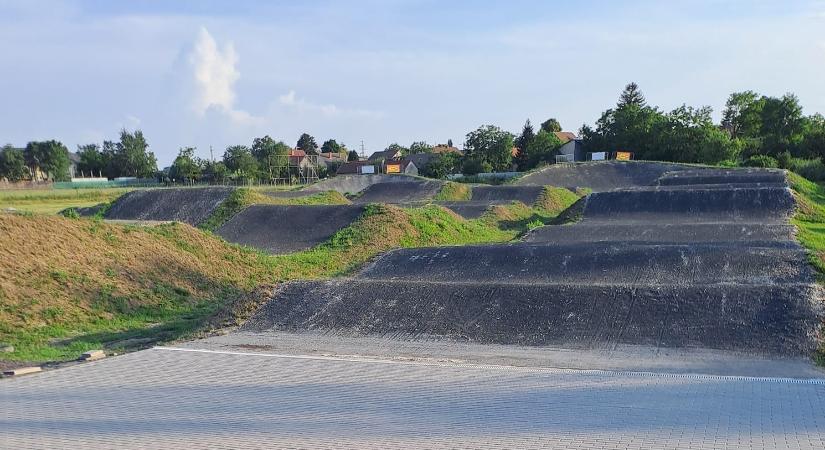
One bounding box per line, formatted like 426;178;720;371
0;188;132;215
786;172;825;365
433;182;472;201
0;199;551;363
479;186;584;232
199;188;350;231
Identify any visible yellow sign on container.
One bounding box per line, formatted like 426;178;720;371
386;164;401;173
615;151;632;161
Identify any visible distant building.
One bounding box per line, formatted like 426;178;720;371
556;138;585;162
337;161;377;175
402;153;437;173
367;148;403;162
553;131;577;143
385;159;418;176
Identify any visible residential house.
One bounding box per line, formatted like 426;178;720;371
336;160;378;175
402;153;437;174
367;148;403;162
385;159;418;176
555;136;585;162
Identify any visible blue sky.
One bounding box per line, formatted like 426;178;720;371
1;0;824;166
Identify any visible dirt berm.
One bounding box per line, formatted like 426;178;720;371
105;187;234;225
657;168;786;186
525;223;797;245
357;242;812;285
242;280;821;355
514;161;692;191
303;174;423;195
579;185;795;223
216;205;365;254
354;180;444;204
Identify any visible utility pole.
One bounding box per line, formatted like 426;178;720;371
209;145;214;162
360;140;366;160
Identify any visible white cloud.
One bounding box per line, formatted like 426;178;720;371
278;89;384;119
190;27;263;125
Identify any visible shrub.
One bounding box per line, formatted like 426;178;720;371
788;158;825;182
742;155;778;168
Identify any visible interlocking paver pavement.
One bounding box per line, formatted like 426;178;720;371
2;347;824;449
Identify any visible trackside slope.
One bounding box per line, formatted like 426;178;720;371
514;161;692;191
105;187;234;226
215;205;366;254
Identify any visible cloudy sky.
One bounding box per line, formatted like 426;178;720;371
1;0;824;166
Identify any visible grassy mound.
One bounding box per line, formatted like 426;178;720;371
0;202;524;363
433;182;472;201
199;188;350;231
786;172;825;364
535;186;582;216
0;188;132;215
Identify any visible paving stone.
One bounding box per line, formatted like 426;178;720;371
1;347;823;449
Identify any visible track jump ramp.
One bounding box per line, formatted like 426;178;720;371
105;187;234;226
242;280;821;355
439;186;544;218
354;180;444;204
216;205;365;254
514;161;693;191
525;223;798;245
579;185;795;223
244;166;823;357
304;174;423;195
357;243;813;285
656;168;787;186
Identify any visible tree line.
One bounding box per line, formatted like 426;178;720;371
4;83;824;183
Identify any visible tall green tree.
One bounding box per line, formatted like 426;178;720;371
321;139;342;154
758;93;805;157
801;114;825;159
422;152;460;179
618;82;646;108
347;150;360;161
223;145;259;180
115;130;157;178
524;130;563;167
409;141;433;154
0;145;28;181
24;140;70;181
650;105;738;164
540;118;561;133
252;136;290;181
721;91;760;139
514;119;536;169
296;133;319;154
169;147;202;182
76;144;105;177
464;125;514;172
581;83;664;159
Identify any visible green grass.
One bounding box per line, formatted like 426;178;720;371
786;171;825;364
433;182;472;201
0;187;132;215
